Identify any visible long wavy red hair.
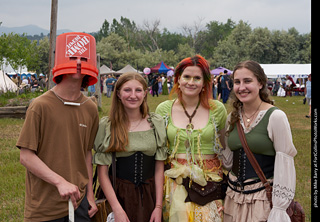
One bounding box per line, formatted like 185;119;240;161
170;55;213;109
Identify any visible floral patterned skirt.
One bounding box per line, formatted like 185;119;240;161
162;158;224;222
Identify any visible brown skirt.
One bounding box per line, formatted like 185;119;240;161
114;177;156;222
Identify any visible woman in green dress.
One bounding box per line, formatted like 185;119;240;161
162;76;169;95
156;55;228;222
93;72;168;222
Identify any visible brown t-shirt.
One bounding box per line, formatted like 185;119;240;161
16;90;99;221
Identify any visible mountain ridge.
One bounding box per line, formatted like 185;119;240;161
0;24;73;36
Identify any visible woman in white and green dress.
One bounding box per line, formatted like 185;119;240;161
223;61;297;222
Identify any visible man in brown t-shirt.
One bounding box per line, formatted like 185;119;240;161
16;33;99;222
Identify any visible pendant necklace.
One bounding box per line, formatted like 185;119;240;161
180;100;201;131
51;89;90;106
242;101;263;124
129;117;143;132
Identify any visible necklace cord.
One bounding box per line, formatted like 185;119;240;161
242;101;263;123
180;100;201;128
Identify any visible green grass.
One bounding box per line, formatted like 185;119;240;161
0;94;311;221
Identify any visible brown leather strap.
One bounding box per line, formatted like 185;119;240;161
236;120;273;207
112;152;116;189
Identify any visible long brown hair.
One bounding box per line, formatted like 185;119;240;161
227;60;273;134
107;72;149;152
170;55;213;109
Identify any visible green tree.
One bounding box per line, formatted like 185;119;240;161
271;30;299;63
2;33;32;73
96;33;145;70
110;17;138;51
36;36;50;74
95;19;110;42
176;43;195;62
246;27;275;64
213;20;251;68
299;33;311;63
158;28;187;53
197;19;236;58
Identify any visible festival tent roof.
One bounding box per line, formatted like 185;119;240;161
150;61;173;74
260;64;311;78
115;64;142;74
100;65;115;75
210;67;232;75
0;70;18;93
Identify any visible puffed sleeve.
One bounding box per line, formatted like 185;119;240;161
155;100;174;127
210;100;227;131
149;112;168;161
267;109;297;222
92;116;113;166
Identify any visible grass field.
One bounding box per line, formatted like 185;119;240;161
0;94;311;221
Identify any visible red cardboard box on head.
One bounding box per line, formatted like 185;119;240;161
52;32;98;86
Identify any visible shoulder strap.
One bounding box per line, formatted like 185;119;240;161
236;120;273;206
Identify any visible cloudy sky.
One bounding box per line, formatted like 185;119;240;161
0;0;311;34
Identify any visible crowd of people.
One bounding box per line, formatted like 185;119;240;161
100;74;173;99
16;32;305;222
8;73;48;93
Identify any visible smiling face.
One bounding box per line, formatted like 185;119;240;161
233;67;263;104
117;79;147;111
178;66;204;98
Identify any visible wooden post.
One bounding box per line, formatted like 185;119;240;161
48;0;58;90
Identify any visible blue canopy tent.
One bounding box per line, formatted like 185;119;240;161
150;61;173;74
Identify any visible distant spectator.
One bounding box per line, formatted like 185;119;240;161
102;75;107;96
151;75;159;97
272;81;280;96
285;75;296;97
162;76;169;95
31;79;40;92
217;73;223;101
22;76;29;85
39;74;47;89
158;76;162;94
305;74;311;118
105;74;116;97
221;70;231;103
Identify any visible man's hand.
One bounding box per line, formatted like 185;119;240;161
56;179;80;209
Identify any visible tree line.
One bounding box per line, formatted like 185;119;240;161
0;17;311;75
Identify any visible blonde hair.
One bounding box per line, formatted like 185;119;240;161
107;72;149;152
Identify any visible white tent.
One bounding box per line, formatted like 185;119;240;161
0;70;18;93
260;64;311;78
100;65;115;75
115;64;142;74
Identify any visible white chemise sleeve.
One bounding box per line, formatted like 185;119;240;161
267;110;297;222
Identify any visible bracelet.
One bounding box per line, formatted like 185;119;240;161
155;205;162;209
